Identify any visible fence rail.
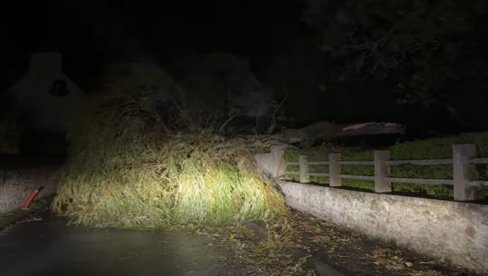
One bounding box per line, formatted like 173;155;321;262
338;160;374;166
340;174;375;181
386;159;452;166
282;144;485;201
470;158;488;164
470;181;488;188
387;177;454;186
309;172;329;177
286;171;300;175
309;161;330;165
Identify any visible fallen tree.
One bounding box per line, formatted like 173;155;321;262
266;121;405;146
51;63;288;229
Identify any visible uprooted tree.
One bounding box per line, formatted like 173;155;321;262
51;61;288;229
166;53;283;134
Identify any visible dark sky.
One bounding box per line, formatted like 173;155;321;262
0;0;306;93
2;1;486;133
1;0;303;56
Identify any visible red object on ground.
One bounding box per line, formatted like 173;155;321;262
22;187;44;210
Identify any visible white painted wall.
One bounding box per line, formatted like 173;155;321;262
8;52;85;132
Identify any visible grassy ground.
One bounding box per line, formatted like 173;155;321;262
283;132;488;200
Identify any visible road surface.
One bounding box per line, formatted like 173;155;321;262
0;212;256;276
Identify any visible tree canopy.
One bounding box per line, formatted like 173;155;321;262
303;0;488;108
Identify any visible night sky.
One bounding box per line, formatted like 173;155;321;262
0;1;302;57
2;1;488;134
0;0;304;92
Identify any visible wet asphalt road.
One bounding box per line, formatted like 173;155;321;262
0;212;251;276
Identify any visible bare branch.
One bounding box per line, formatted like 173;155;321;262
265;87;288;134
218;109;241;135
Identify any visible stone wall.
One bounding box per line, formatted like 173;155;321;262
278;182;488;274
0;167;59;214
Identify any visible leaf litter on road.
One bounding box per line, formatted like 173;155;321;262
196;210;480;276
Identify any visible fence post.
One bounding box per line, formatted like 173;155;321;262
270;145;286;178
453;144;478;201
329;153;342;187
299;155;310;183
374;150;391;193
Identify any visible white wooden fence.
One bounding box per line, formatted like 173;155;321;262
283;144;488;201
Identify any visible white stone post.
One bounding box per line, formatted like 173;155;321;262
299;155;310;183
453;144;478;201
329;153;342;187
270;145;286;178
374;150;391;193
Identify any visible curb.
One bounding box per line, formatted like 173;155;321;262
0;195;54;232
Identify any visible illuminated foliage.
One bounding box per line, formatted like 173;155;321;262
52;67;287;229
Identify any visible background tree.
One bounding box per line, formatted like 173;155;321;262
303;0;488;125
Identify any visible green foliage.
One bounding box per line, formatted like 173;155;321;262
284;133;488;199
303;0;488;107
52;69;288;229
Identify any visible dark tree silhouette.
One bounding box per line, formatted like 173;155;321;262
304;0;488;109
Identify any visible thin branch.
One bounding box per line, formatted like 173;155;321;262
265;87;288;134
218;109;241;135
